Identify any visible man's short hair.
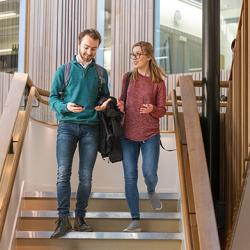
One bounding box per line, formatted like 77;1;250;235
78;29;102;45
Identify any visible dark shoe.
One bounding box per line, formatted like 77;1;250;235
73;215;93;232
50;216;72;238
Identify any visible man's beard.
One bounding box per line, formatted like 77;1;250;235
79;51;93;63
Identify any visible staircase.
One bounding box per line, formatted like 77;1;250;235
16;192;183;250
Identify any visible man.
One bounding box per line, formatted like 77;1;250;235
49;29;110;238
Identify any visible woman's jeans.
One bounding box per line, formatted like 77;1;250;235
121;134;160;219
56;123;99;217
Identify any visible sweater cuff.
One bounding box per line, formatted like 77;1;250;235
61;103;69;114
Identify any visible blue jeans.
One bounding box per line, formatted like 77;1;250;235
121;134;160;219
56;123;99;217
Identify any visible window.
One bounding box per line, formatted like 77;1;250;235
220;0;242;70
0;0;20;73
96;0;111;75
155;0;202;74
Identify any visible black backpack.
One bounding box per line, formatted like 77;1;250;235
59;62;105;100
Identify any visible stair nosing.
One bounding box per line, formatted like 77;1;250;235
23;191;180;200
16;231;184;240
20;210;181;220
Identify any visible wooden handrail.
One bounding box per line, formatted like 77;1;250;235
176;79;230;88
171;89;192;250
166;100;228;108
0;72;53;238
0;73;37;238
178;75;220;250
26;77;50;97
0;87;36;237
0;73;28;177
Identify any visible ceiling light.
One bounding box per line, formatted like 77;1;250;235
0;48;12;53
0;12;17;19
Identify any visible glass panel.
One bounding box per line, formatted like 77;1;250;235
220;0;242;70
96;0;111;76
155;0;202;74
0;0;20;73
103;0;111;75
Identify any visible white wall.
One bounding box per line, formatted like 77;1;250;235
160;0;202;38
22;120;179;194
220;8;240;69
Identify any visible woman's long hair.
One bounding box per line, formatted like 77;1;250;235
131;41;166;83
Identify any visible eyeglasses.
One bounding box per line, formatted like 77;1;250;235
129;52;147;60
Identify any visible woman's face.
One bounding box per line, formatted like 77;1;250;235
131;46;150;69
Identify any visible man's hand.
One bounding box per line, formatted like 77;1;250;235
140;104;153;114
67;102;85;113
95;98;112;111
117;99;125;113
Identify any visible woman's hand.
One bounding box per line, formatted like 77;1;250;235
67;102;85;113
140;104;153;114
117;99;125;113
95;98;112;111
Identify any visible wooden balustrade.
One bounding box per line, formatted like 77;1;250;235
222;0;250;248
172;75;221;250
0;73;51;238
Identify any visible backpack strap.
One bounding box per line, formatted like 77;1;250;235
160;139;176;152
59;62;105;100
94;63;106;99
59;62;71;99
124;71;132;104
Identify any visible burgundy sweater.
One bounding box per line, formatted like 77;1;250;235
120;73;166;141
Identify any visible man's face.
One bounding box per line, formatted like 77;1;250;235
78;35;100;63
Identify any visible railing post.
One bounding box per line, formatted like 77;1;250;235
202;0;223;239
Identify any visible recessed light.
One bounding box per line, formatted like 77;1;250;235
0;48;12;53
0;12;17;19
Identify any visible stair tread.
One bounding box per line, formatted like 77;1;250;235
16;231;183;240
24;192;180;200
20;210;181;219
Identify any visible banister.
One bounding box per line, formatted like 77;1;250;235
176;79;230;88
171;89;192;250
178;75;221;250
0;71;53;238
0;76;36;238
225;0;250;248
0;73;28;177
26;77;50;97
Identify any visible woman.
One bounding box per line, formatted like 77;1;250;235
117;41;167;232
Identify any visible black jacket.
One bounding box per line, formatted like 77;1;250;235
98;97;124;163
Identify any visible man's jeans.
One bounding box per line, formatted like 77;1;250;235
56;123;99;217
121;134;160;219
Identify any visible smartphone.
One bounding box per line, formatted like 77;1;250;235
74;104;84;108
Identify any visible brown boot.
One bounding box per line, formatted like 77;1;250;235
73;215;93;232
50;215;72;238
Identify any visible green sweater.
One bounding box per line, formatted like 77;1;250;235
49;56;110;124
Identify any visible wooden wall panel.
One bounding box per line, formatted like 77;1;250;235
26;0;97;121
27;0;97;91
110;0;154;98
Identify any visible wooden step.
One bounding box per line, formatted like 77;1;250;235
16;232;183;250
18;211;181;233
16;192;183;250
22;192;180;213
